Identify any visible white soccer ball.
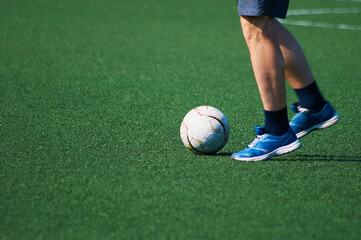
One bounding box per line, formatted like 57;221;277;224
180;106;230;154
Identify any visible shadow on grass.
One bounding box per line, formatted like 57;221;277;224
215;153;361;162
216;152;233;156
280;154;361;162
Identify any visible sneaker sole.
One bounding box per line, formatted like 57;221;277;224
232;139;302;162
296;112;340;138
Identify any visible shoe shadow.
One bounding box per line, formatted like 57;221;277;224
211;152;361;162
216;152;233;156
279;154;361;162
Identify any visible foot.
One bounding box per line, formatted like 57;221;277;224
290;102;340;138
232;126;301;161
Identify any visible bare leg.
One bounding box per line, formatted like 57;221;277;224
274;19;314;89
240;16;286;111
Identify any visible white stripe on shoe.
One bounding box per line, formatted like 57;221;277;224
296;113;341;138
232;139;302;162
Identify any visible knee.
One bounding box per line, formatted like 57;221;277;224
240;15;274;44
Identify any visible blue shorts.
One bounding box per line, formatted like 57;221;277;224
237;0;290;19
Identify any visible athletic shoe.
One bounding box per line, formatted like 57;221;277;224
231;126;301;161
290;102;340;138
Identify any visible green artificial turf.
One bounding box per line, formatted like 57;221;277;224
1;0;361;239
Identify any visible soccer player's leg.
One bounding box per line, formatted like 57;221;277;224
232;13;300;161
273;19;340;138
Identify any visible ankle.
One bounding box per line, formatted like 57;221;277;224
264;107;290;136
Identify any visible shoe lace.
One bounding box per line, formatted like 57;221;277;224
248;134;267;148
291;106;309;121
298;106;309;113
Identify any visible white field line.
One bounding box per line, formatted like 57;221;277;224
279;19;361;31
287;8;361;15
283;8;361;30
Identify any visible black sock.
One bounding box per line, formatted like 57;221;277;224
294;81;326;113
264;107;290;136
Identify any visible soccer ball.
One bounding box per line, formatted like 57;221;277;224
180;106;230;154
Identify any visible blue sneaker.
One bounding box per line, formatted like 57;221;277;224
232;126;301;161
290;102;340;138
